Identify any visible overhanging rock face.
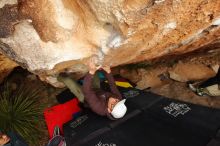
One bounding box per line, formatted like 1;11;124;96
0;0;220;86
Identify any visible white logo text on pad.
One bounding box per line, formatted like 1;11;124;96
164;102;191;117
96;141;116;146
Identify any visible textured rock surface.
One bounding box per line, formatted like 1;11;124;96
119;48;220;89
0;53;18;83
0;0;220;86
118;49;220;108
168;61;216;82
120;67;169;89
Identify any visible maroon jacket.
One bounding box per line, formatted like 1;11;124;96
82;71;122;119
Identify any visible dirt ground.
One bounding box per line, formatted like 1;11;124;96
150;80;220;108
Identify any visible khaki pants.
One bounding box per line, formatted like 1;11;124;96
57;72;100;103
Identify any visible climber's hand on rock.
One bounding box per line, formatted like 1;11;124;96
89;64;98;75
87;55;102;74
88;62;101;75
102;65;111;73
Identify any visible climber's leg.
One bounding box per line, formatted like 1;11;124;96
57;75;85;103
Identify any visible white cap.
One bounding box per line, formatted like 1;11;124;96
111;99;127;119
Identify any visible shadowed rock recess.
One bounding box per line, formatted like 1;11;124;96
0;0;220;86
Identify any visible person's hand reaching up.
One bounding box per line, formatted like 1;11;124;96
102;65;111;73
87;56;101;75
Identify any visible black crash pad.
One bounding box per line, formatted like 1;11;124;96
63;88;220;146
145;98;220;138
63;102;141;145
56;89;75;104
81;113;212;146
119;87;163;110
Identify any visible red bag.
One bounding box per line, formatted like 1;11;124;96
44;98;81;138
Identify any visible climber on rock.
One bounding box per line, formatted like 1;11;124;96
58;56;127;120
83;61;127;119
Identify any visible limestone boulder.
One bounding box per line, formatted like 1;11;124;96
135;67;169;89
168;62;217;82
0;0;220;86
